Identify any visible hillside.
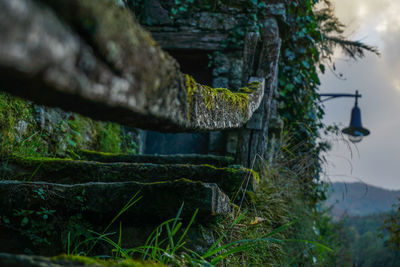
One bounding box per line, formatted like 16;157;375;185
325;182;400;218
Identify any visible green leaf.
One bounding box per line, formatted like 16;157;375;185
258;2;267;8
21;217;29;227
319;64;325;73
301;60;310;69
285;49;296;61
284;84;295;92
294;76;302;84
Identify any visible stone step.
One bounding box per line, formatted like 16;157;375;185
0;253;83;267
0;156;258;197
0;253;160;267
0;179;230;225
77;149;234;167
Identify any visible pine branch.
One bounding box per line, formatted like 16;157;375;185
323;35;380;60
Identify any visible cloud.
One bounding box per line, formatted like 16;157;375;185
321;0;400;189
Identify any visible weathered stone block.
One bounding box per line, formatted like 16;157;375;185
77;150;234;167
141;0;173;26
0;179;230;224
212;77;229;88
0;252;163;266
0;156;258;197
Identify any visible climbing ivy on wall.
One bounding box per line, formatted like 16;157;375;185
277;0;326;203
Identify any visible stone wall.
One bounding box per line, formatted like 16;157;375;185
132;0;284;161
0;93;140;158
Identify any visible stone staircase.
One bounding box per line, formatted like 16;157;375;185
0;0;282;264
0;151;258;256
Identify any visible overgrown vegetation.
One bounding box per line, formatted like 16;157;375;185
384;200;400;251
0;93;137;158
320;213;400;267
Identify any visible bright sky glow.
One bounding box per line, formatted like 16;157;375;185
357;5;368;18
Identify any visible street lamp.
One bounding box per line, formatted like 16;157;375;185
320;90;370;143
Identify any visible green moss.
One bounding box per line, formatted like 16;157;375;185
79;149;123;157
94;122;122;153
205;163;260;184
52;255;165;267
200;163;219;169
184;75;261;121
66;115;87;149
0;93;45;157
185;74;198;119
245;190;256;204
248;168;260;183
13;155;74;164
0;92;132;159
238;81;261;93
203;86;249;115
53;255;100;265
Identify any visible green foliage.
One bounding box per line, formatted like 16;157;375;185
63;214;95;255
325;213;400;267
384;199;400;251
95;123;123;153
278;0;324;145
0;93;137;159
83;204;313;267
53;180;331;266
124;205;200;265
170;0;195;17
0;188;57;246
0;93;46;157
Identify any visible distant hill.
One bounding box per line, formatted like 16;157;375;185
325;182;400;218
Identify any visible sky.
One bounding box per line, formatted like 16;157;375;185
320;0;400;190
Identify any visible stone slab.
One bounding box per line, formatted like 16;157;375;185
77;150;234;167
0;156;258;197
0;179;230;224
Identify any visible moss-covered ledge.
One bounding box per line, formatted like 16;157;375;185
0;155;258;198
0;252;164;267
0;0;265;132
77;149;234;167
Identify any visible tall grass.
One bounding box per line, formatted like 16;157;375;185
86;204;305;266
69;195;331;267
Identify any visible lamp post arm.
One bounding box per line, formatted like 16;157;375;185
319;91;361;103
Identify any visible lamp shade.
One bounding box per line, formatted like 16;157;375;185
342;104;370;143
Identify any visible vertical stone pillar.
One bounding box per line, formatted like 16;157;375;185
235;17;281;167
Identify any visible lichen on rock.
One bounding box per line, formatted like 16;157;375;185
184;74;263;125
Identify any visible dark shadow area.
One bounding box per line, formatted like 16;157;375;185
145;131;210;154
